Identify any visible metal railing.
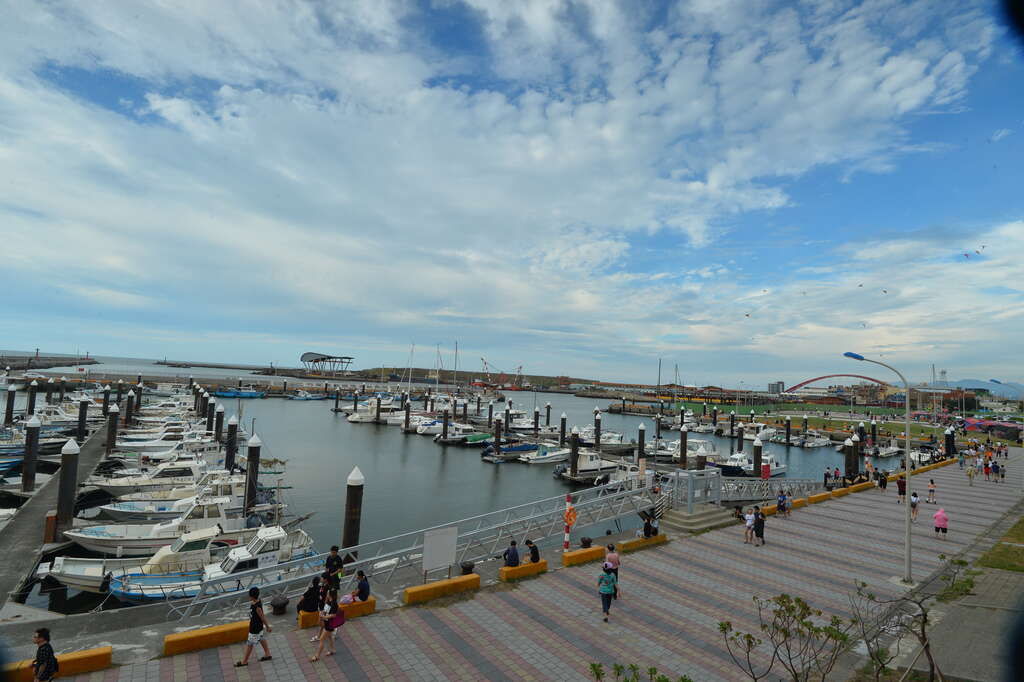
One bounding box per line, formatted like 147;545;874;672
719;476;822;502
168;478;666;620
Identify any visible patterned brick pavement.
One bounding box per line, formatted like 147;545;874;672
64;451;1023;681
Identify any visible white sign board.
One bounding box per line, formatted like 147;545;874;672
422;526;458;573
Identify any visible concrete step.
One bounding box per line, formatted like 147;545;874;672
661;504;739;534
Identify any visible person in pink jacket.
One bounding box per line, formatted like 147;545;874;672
933;508;949;540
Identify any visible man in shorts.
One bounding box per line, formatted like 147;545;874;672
236;587;272;667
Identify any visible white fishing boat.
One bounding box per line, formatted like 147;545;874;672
554;450;620;483
115;431;214;453
431;422;477;441
415;419;444;435
113;473;247;504
63;497;280;556
108;526;315;603
578;426;624;445
720;451;787;477
98;481;264;522
518;443;570;464
691;423;717;434
38;526;256;593
85;461;214;496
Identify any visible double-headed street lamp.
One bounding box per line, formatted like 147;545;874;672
844;351;913;584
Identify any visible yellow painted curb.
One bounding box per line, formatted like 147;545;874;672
619;534;669;552
808;492;831;504
403;573;480;605
499;559;548;581
299;596;377;628
561;546;606;567
163;621;248;657
3;646;113;681
790;497;808;509
831;488;849;497
849;482;873;492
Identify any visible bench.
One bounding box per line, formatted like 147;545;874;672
403;573;480;605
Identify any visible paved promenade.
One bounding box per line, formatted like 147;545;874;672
61;450;1023;681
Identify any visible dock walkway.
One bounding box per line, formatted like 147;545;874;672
53;448;1024;681
0;426;107;608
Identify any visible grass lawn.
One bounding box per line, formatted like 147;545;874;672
978;543;1024;572
1002;516;1024;544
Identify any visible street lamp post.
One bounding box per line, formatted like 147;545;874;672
845;351;913;584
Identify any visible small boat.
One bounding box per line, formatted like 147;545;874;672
691;424;717;434
577;426;624;447
85;461;214;496
553;451;620;483
64;497;281;556
212;389;266;399
114;432;214;454
97;479;264;521
713;452;787;477
108;526;315;602
518;444;569;464
38;526;255;593
288;390;326;401
432;423;480;442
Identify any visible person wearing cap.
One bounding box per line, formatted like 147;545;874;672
597;563;618;623
524;539;540;563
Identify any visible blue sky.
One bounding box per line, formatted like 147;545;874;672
1;0;1022;387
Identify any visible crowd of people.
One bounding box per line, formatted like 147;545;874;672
960;441;1010;486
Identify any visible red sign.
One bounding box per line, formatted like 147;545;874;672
761;464;771;480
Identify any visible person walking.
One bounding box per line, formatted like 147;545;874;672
743;507;755;544
236;587;272;667
879;472;888;494
524;539;540;563
934;508;949;540
967;465;976;486
31;628;58;682
604;544;620;581
910;492;920;522
896;476;906;504
311;590;340;662
992;461;1000;482
833;467;841;483
958;452;964;469
598;564;618;622
502;540;520;567
753;507;766;546
927;479;936;504
824;469;831;491
984;460;991;481
785;491;794;518
776;491;787;519
1000;463;1007;484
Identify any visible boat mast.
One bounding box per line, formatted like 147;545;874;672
454;340;459;392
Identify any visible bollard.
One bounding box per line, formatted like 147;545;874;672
243;434;262;514
696;454;707;470
545;402;551;426
56;438;79;535
736;426;744;452
679;406;685;429
206;399;216;433
857;421;866;443
442;409;449;440
59;376;66;402
429;398;435;413
504;405;511;431
679;425;689;469
353;391;359;413
225;416;239;471
636;423;645;464
105;405;120;454
569;429;580;478
214;404;225;442
702;402;707;417
403;400;411;430
944;428;956;458
334;391;340;411
462;401;468;421
124;391;135;427
76;397;89;442
476;395;481;414
785;415;791;446
494;420;503;458
712;407;718;426
342;466;364;562
487;401;494;428
188;376;194;389
752;438;763;478
594;410;602;452
729;411;735;437
802;414;809;436
101;384;111;417
621;396;627;413
136;382;144;413
22;416;41;493
116;379;124;406
283;380;288;395
533;407;540;437
27;380;38;416
559;412;567;447
3;385;14;427
655;414;662;441
844;438;857;481
375;397;382;423
192;386;200;413
871;420;878;446
45;377;54;405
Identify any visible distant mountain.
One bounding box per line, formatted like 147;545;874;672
937;379;1024;400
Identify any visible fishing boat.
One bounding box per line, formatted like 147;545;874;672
577;426;624;447
84;460;214;496
553;451;620;483
212;388;266;399
38;526;256;593
431;422;480;442
97;481;266;522
288;390;326;401
691;423;717;434
108;526;315;603
518;443;569;464
63;497;281;556
114;431;214;454
713;452;787;477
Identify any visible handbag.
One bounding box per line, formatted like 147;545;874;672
327;608;346;629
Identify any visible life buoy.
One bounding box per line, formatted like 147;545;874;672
564;507;578;527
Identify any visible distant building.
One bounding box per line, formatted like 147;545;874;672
767;381;785;394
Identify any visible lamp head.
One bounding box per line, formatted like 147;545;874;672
843;352;865;361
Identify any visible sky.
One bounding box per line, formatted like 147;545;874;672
1;0;1022;388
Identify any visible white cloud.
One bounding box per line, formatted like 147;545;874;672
990;128;1013;142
